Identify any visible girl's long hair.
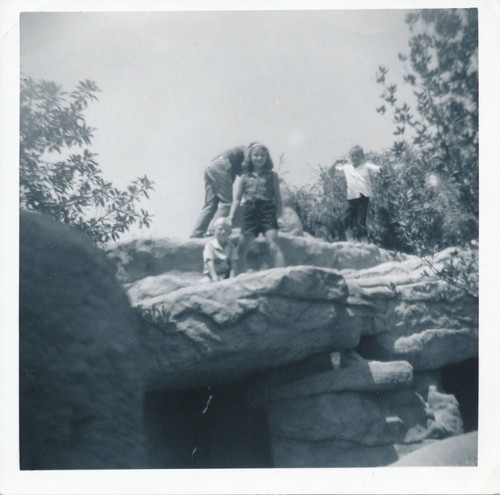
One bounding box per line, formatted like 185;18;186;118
242;142;274;174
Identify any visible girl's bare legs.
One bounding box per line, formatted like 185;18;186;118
236;232;255;274
264;228;285;268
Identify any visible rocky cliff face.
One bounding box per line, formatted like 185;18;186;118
19;210;478;469
111;231;477;468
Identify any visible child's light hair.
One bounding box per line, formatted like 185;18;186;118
213;217;231;230
242;142;274;174
349;145;365;159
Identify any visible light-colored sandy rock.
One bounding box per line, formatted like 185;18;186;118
278;180;304;236
138;266;360;391
263;354;414;403
345;253;478;336
342;249;478;370
280;205;304;236
125;271;200;306
426;385;464;437
107;234;409;283
360;327;478;371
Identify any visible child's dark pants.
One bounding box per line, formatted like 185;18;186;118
344;194;370;239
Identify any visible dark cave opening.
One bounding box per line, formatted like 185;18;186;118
440;357;479;433
143;375;273;468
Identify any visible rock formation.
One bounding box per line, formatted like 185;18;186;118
19;210;478;469
111;232;477;468
390;431;477;466
19;210;147;469
137;266;357;391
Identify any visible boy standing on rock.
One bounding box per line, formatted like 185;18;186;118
330;145;380;242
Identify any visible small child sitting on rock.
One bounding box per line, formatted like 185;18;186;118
199;217;238;283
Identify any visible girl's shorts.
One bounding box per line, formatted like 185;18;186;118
242;200;278;237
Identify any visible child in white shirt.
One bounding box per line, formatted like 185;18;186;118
330;145;380;241
200;218;238;283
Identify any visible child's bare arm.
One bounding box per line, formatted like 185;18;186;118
329;164;345;178
228;176;244;224
273;173;283;219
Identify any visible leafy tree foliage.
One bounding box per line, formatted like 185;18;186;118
291;164;346;242
20;77;154;246
375;9;478;222
291;9;478;256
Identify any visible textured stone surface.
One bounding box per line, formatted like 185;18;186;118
280;206;304;236
359;327;478;371
343;249;478;370
19;210;146;469
391;431;477;466
107;234;409;283
271;436;399;468
265;381;462;453
266;391;397;445
267;382;466;468
107;237;207;283
426;385;464;437
137;266;360;391
263;353;414;403
278;180;304;236
125;271;200;306
265;388;442;446
345;252;478;337
19;212;477;470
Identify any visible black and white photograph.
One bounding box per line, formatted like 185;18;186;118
1;0;499;493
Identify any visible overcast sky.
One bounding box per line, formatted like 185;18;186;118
20;9;414;239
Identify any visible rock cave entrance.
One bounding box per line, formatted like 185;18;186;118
143;375;273;468
440;357;478;433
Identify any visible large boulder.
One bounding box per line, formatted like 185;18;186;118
265;384;463;468
361;327;478;371
107;235;409;283
343;250;478;370
264;381;458;446
262;356;414;403
18;211;476;470
278;179;304;236
266;391;413;445
261;349;463;467
136;266;360;391
125;271;200;306
19;210;146;469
